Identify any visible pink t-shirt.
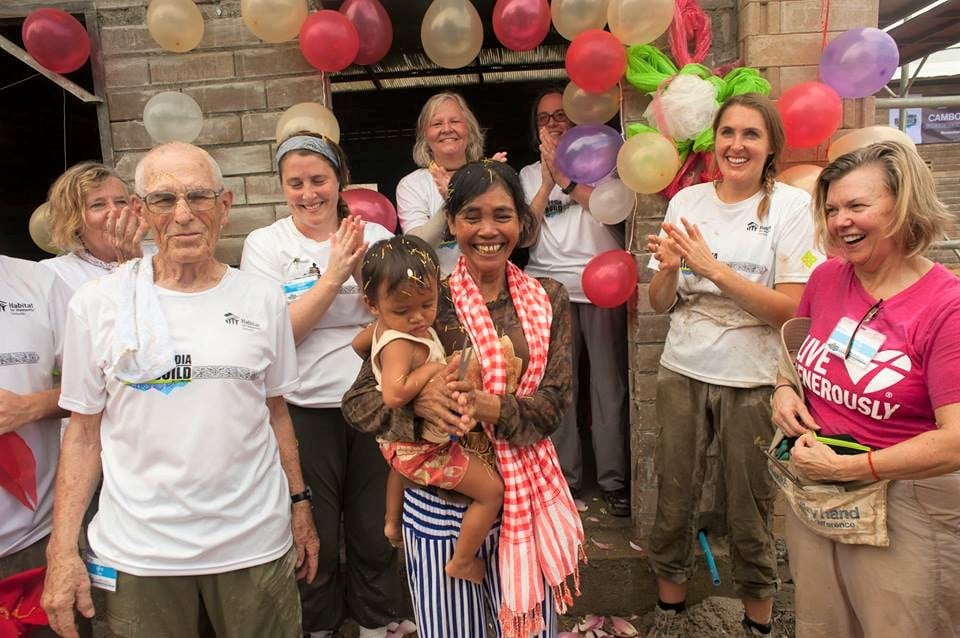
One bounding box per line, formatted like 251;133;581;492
794;258;960;449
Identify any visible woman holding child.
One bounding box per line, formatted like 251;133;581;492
240;133;399;638
343;161;583;638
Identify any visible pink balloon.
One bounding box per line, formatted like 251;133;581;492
299;10;359;73
493;0;551;52
340;0;393;65
22;8;90;74
342;189;398;232
582;250;637;308
565;29;626;94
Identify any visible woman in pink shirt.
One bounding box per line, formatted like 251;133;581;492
773;141;960;637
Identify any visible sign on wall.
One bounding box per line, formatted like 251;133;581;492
889;105;960;144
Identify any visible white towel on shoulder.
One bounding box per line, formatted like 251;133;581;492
113;257;175;383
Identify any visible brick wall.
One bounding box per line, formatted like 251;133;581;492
96;0;329;265
625;0;881;537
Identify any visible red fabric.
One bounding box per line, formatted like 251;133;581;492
449;257;584;638
669;0;713;66
380;439;471;491
0;567;48;637
0;434;37;511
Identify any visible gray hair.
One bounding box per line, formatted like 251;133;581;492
412;92;485;168
134;142;224;195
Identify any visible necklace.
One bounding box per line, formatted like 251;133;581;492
74;249;116;271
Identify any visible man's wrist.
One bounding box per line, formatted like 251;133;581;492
560;180;577;195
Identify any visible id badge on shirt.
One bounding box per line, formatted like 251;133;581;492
282;274;318;302
825;316;886;367
85;554;118;591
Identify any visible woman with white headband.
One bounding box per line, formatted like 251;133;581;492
240;132;399;638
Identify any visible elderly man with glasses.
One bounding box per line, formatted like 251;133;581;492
41;142;319;638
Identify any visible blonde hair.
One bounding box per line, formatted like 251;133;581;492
712;93;786;222
814;141;950;258
48;162;126;252
412;92;485;168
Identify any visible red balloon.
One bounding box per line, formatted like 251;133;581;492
565;29;626;94
777;82;843;149
493;0;551;52
22;9;90;74
299;10;360;73
340;0;393;65
582;250;637;308
342;188;398;232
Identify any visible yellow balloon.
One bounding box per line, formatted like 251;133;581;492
147;0;204;53
275;102;341;145
777;164;823;197
607;0;674;46
827;125;917;162
240;0;307;44
616;132;680;194
421;0;483;69
28;202;58;255
563;81;620;125
551;0;609;41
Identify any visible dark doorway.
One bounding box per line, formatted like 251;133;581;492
0;16;102;261
333;82;561;208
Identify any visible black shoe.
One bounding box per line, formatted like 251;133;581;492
602;488;631;517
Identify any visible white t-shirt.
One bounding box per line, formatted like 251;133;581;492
59;268;300;576
396;168;461;276
519;162;623;303
42;244;158;294
241;216;394;408
0;256;70;557
648;181;824;387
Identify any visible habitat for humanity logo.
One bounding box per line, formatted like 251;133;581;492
0;299;34;315
224;312;261;331
125;354;192;394
746;221;771;236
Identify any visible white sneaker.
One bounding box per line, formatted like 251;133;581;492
357;626;389;638
648;607;684;638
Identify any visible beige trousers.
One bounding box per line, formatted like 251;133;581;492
787;471;960;637
103;546;302;638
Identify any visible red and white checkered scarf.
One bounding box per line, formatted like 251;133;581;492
449;256;585;638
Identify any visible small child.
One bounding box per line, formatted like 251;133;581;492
354;235;503;584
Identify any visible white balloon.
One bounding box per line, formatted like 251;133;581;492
551;0;609;41
143;91;204;143
588;179;635;224
421;0;483;69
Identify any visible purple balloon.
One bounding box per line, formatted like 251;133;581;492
555;124;623;184
820;28;899;99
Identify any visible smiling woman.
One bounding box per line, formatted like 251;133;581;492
239;132;399;638
42;162;151;294
343;160;581;638
396;92;491;275
644;93;825;637
771;141;960;637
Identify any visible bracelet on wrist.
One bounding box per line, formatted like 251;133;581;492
867;451;881;481
560;180;578;195
772;383;795;395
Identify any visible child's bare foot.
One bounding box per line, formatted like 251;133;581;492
445;556;485;584
384;520;403;548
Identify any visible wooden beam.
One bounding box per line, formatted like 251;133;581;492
0;1;95;18
0;33;102;104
